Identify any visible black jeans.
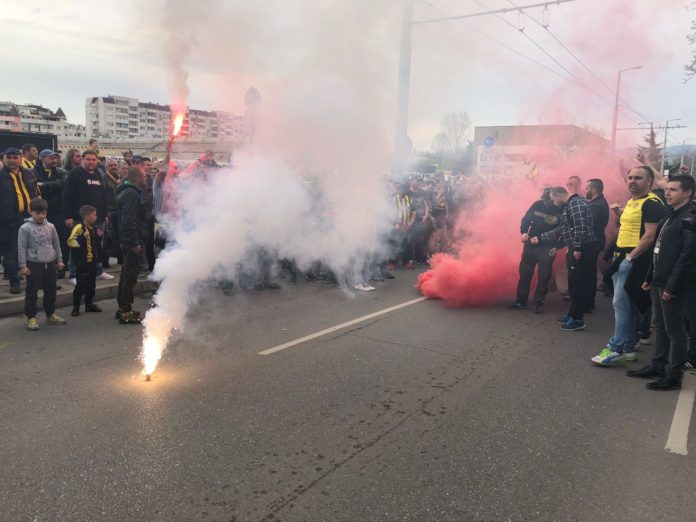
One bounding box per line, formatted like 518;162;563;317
587;245;602;311
73;262;97;308
117;247;140;310
145;218;156;272
25;260;58;318
516;244;554;306
0;221;22;285
651;287;687;379
567;244;599;321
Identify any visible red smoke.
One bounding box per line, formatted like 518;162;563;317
417;149;632;307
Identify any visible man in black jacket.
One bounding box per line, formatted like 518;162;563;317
34;149;68;273
63;149;113;282
509;188;561;313
585;178;609;311
627;175;696;390
0;148;39;293
115;166;148;324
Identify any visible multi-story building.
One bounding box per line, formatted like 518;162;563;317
0;101;86;139
86;95;246;143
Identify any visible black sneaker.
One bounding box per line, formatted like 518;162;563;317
71;308;80;317
85;304;102;313
119;310;143;325
646;377;681;391
626;365;664;379
507;302;527;310
10;282;21;294
685;361;696;370
533;304;543;314
264;282;281;290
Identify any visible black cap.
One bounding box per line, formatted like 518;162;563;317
3;147;21;156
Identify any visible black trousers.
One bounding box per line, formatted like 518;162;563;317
587;244;603;311
145;218;156;272
0;221;22;285
516;244;554;306
25;260;58;318
651;287;687;379
73;262;97;308
117;248;140;310
567;244;600;321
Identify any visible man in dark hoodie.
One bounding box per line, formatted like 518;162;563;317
0;147;39;293
627;175;696;390
509;187;562;313
115;166;148;324
63;149;114;282
585;178;609;312
34;149;68;275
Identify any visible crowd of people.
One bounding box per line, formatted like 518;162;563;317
0;142;467;326
510;165;696;391
5;139;695;391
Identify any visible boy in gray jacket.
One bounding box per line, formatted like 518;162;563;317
18;198;66;330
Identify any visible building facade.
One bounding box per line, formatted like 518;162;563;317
86;95;246;143
0;101;86;139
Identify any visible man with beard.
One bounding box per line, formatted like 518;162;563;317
34;149;68;276
510;187;561;313
532;186;597;330
21;143;38;171
63;149;114;283
591;166;665;366
585;178;609;312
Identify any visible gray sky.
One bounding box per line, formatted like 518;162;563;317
2;0;694;150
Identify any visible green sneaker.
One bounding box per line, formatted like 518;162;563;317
591;347;625;366
46;314;66;325
624;352;637;362
27;317;39;331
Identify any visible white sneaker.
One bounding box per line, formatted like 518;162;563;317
68;278;77;286
363;284;376;291
97;272;115;280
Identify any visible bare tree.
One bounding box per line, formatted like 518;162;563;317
432;111;471;153
685;3;696;82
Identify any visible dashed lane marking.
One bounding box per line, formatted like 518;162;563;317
665;372;696;455
259;297;428;356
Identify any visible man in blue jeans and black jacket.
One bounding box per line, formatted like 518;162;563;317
626;175;696;390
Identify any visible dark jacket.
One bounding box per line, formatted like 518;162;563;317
588;194;609;250
67;222;102;266
63;167;106;223
116;181;148;249
34;162;67;218
646;203;696;295
102;171;120;213
0;166;39;224
539;194;596;252
520;199;561;237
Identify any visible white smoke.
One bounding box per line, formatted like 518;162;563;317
140;1;401;373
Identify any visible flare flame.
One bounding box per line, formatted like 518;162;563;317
172;113;184;137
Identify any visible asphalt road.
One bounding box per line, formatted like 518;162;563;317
1;270;694;521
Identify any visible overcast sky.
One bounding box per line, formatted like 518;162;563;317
2;0;695;151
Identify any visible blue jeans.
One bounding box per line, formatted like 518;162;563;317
607;258;639;353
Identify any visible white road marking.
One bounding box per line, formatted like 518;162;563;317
665;372;696;455
259;296;429;355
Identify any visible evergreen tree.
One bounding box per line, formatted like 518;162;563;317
637;124;662;166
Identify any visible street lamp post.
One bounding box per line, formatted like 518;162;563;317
660;118;681;175
610;65;641;153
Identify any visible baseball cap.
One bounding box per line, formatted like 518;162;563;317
38;149;59;158
3;147;21;156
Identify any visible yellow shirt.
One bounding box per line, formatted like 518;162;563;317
616;193;664;249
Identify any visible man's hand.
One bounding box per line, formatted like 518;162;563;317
521;233;529;243
573;251;582;260
65;218;74;228
20;266;30;276
529;236;540;245
131;245;143;254
548;247;557;257
57;262;65;271
662;291;674;301
641;282;651;291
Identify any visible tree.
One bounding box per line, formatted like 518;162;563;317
685;3;696;82
431;111;471;154
637;124;663;167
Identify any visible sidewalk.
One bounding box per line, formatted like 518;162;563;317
0;265;155;317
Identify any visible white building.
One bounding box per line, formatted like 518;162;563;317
86;95;246;143
0;101;86;139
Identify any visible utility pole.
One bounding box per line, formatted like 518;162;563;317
392;0;575;175
610;66;641;153
660;118;682;175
